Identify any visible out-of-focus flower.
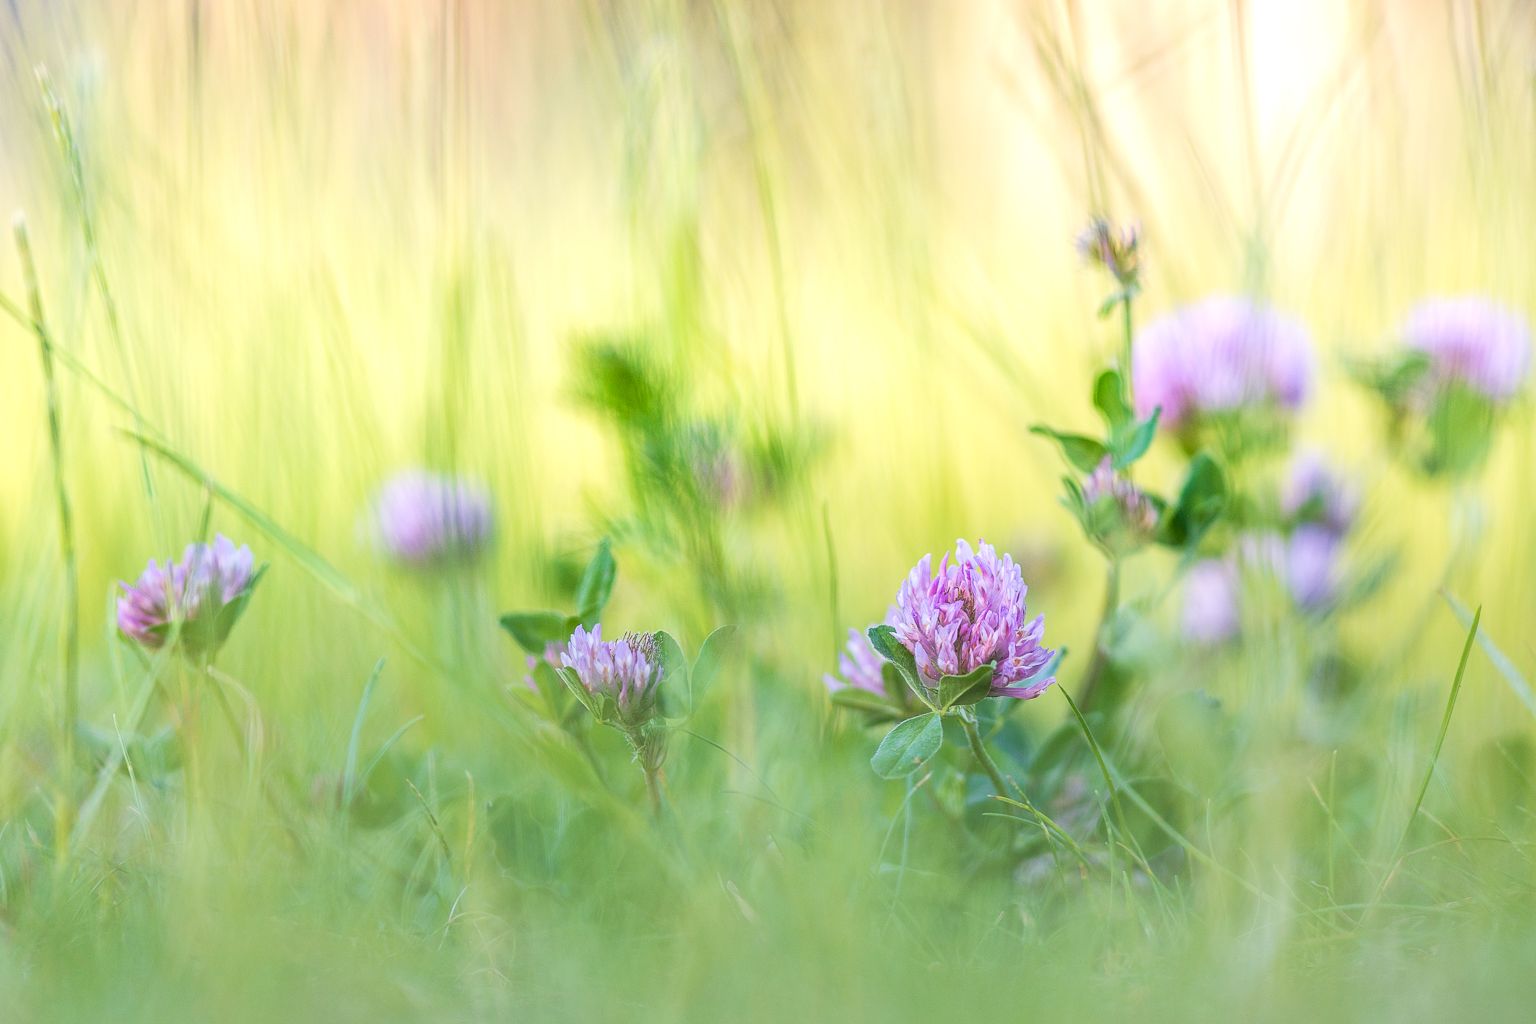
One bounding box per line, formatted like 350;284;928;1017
1283;525;1342;610
684;424;742;508
1132;297;1313;427
1075;218;1141;288
1283;451;1358;537
891;540;1055;699
1183;528;1342;646
521;641;563;692
824;625;888;695
1181;559;1238;645
1401;297;1530;402
373;470;493;565
1237;530;1342;612
560;624;664;721
1082;457;1160;551
117;535;260;656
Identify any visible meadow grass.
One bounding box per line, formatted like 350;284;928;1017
1;2;1535;1020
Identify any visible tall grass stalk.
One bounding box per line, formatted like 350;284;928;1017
35;64;157;502
14;213;80;789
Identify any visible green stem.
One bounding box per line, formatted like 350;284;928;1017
69;650;172;858
205;662;306;851
1120;295;1134;402
643;764;663;819
626;724;666;820
178;660;204;819
205;664;252;767
961;713;1015;800
1076;558;1122;713
15;215;79;777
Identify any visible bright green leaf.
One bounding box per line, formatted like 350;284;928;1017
575;538;617;625
868;625;931;708
870;714;943;779
689;625;738;708
1111;408;1160;469
1156;452;1226;547
937;664;994;710
1030;426;1107;473
210;562;268;651
528;661;566;720
1093;370;1133;431
653;629;690;718
1424;385;1494;477
555;665;602;721
498;610;573;654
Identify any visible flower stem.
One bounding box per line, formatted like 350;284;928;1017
1120;294;1135;405
178;660;205;818
1076;558;1121;713
626;724;665;820
205;664;254;770
961;713;1016;800
69;648;173;858
643;764;663;819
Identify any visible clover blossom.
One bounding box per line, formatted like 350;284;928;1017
1132;296;1314;428
1082;457;1160;551
1282;526;1343;611
117;535;260;657
1181;528;1342;646
890;540;1055;699
1076;217;1141;289
521;641;563;692
1283;451;1358;537
824;625;888;695
373;470;493;565
559;624;665;721
1401;296;1530;402
559;624;671;808
681;423;743;509
1181;559;1239;645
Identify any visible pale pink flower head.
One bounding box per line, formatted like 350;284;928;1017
824;625;888;695
521;642;563;693
559;624;665;721
1401;296;1530;402
373;470;493;566
1182;529;1342;646
1283;526;1343;611
1181;559;1239;646
1282;451;1358;537
1083;457;1160;550
1075;218;1141;288
1133;296;1314;428
890;540;1055;699
117;535;260;656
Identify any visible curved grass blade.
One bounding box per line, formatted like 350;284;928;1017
343;658;387;809
1442;591;1535;718
1399;605;1481;852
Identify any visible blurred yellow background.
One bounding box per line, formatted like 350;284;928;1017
0;0;1531;737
